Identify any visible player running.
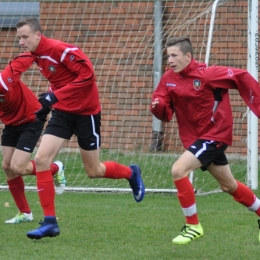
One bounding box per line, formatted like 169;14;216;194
151;36;260;244
15;17;145;240
0;54;66;224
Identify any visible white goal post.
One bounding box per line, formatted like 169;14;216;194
0;0;258;195
247;0;258;190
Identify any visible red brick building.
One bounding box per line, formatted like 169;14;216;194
0;1;259;155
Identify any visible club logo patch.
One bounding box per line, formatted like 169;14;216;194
193;79;201;90
0;98;6;103
48;66;56;73
69;55;74;61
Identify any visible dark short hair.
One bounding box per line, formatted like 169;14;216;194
16;17;42;33
166;36;193;57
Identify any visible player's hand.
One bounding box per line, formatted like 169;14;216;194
35;106;51;122
38;92;58;107
151;98;159;109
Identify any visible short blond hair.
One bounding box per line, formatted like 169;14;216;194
166;36;193;57
16;17;42;33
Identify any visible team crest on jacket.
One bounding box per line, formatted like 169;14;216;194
193;79;201;90
0;98;6;103
48;65;56;73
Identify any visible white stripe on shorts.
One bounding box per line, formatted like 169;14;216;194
194;140;214;158
90;115;100;149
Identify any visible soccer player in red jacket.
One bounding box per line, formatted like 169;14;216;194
150;36;260;244
0;54;65;224
16;17;145;240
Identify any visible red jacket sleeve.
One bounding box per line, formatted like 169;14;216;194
206;66;260;117
9;53;35;81
53;47;96;102
150;76;174;122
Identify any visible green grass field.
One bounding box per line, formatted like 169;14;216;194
1;189;260;260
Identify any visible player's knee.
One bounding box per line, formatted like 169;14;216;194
2;162;11;174
171;165;185;180
34;155;50;168
10;164;23;175
2;162;24;177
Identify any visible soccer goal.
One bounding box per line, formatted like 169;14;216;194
0;0;258;195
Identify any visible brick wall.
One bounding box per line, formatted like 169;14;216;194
0;0;259;155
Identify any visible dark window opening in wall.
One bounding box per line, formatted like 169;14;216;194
0;2;39;28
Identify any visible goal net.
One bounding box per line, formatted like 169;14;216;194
0;0;257;195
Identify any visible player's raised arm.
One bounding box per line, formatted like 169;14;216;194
206;65;260;117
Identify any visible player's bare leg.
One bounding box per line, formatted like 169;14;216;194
2;146;34;223
80;148;145;202
172;151;204;245
27;135;66;239
209;163;260;242
80;148;106;177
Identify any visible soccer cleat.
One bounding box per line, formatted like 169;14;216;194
5;212;33;224
257;219;260;242
172;223;204;245
53;161;66;195
27;216;60;240
128;164;145;202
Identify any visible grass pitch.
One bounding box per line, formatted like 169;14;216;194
1;189;260;260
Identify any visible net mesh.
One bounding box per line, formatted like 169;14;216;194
0;0;258;194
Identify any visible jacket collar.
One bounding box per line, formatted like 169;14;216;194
31;34;48;55
179;59;198;76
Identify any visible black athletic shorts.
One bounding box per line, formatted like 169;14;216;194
44;110;101;150
1;119;45;153
187;139;228;171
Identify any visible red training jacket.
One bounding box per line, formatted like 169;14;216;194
0;54;41;126
150;59;260;148
31;35;101;115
